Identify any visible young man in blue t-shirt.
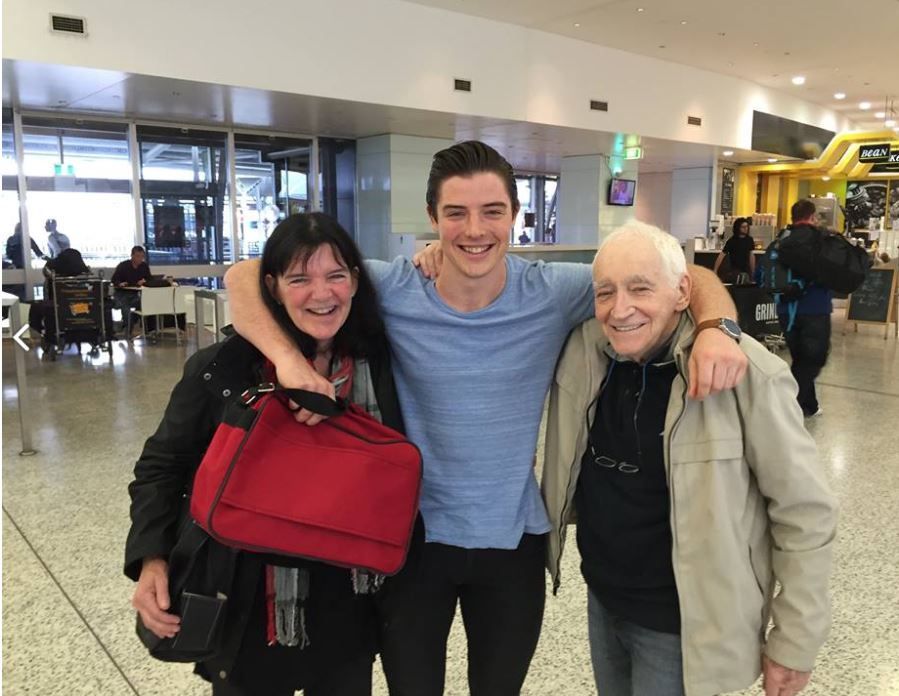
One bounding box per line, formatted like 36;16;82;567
224;141;746;695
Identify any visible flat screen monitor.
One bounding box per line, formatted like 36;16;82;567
608;178;636;206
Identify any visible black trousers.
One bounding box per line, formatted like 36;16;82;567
780;313;830;415
377;533;546;696
210;650;373;696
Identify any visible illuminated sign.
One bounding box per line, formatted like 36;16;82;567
624;146;643;160
858;144;891;163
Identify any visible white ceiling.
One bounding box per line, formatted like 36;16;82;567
406;0;899;130
3;59;784;174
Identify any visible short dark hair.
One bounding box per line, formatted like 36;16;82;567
131;245;146;255
791;199;817;223
259;212;384;360
425;140;519;219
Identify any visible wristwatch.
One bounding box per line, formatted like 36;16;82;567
694;317;742;341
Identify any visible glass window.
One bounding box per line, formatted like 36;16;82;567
19;118;134;268
1;114;20;250
232;134;313;260
137;126;228;265
511;174;557;244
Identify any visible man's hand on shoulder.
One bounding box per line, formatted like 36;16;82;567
412;242;443;279
688;328;748;400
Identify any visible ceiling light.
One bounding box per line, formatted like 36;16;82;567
791;76;805;85
886;119;897;127
833;92;846;100
767;158;779;163
875;111;886;118
680;20;688;24
822;176;831;181
722;150;734;157
574;22;581;27
637;7;645;12
859;102;871;110
753;42;759;47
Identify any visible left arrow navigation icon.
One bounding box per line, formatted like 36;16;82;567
13;324;30;351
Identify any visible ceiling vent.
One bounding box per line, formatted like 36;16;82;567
687;115;702;126
590;100;609;112
454;78;472;93
50;14;87;36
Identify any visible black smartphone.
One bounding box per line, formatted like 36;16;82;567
169;591;227;652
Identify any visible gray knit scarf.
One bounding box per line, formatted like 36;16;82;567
270;358;385;648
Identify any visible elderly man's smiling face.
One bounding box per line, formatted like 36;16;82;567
592;232;691;363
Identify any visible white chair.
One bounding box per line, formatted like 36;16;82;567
132;287;175;342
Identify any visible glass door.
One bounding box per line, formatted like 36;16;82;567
233;134;312;259
137;125;227;265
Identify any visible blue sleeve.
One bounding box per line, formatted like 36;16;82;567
363;257;419;296
544;262;595;328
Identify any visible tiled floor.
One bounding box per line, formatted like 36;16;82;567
3;313;898;695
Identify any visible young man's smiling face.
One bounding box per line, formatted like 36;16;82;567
429;172;516;286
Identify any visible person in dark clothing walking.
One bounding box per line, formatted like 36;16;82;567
777;200;832;417
5;222;47;268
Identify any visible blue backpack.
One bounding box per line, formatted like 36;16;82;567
757;229;805;331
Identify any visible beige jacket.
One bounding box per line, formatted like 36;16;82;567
542;313;837;696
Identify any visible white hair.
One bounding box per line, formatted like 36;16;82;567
594;220;687;288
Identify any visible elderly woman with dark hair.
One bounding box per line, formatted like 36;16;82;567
125;213;404;696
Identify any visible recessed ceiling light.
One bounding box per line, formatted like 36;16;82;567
833;92;846;100
875;111;886;118
822;176;831;181
791;76;806;85
636;7;645;12
680;20;688;24
753;42;759;47
574;22;581;27
767;158;778;163
886;119;897;127
722;150;734;157
859;102;871;110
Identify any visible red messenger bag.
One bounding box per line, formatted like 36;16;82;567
190;386;422;576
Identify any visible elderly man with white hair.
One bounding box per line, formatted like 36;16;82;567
542;221;837;696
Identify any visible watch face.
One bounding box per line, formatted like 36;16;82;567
720;318;742;339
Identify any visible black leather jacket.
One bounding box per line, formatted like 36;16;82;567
125;334;404;687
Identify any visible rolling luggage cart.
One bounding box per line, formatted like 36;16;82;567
45;273;113;360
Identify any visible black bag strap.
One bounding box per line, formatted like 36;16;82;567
279;388;346;416
241;383;346;416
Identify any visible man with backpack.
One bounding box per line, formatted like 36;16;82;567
772;200;834;417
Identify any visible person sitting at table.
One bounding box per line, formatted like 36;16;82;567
112;246;153;338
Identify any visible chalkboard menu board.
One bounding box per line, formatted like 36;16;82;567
720;168;735;216
846;268;897;324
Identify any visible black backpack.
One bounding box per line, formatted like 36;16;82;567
776;224;871;294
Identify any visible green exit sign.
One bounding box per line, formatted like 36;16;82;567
54;163;75;176
624;146;643;160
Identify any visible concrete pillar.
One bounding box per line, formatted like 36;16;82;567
669;167;713;242
356;134;452;261
558;154;639;247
